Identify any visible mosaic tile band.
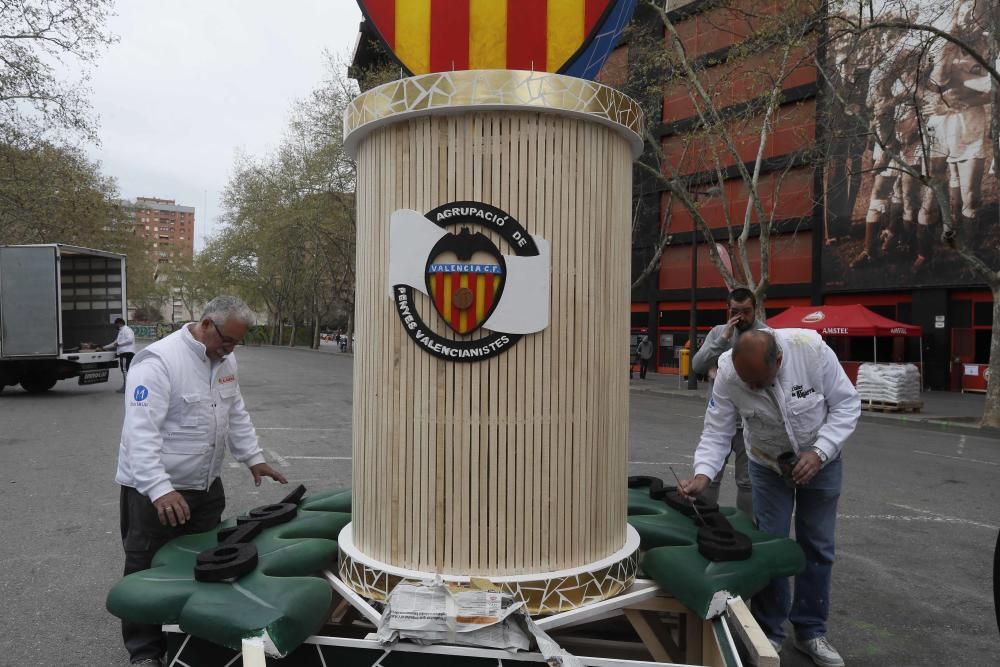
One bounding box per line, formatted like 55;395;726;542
338;523;641;616
343;69;645;158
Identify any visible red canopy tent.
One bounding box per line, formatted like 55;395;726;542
766;304;923;373
766;305;921;337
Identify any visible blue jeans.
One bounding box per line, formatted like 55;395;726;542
748;457;842;642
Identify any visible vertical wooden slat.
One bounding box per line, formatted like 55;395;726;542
499;113;513;572
558;117;571;569
475;113;490;572
541;113;556;571
521;112;537;570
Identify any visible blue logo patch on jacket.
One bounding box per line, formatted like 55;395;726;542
133;385;149;402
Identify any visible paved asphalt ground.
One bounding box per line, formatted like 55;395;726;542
0;343;997;666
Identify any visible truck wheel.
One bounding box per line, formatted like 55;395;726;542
21;376;57;393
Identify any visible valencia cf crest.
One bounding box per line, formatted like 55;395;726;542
388;202;551;362
357;0;638;81
425;228;506;335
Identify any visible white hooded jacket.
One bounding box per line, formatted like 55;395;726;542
114;324;265;501
694;328;860;478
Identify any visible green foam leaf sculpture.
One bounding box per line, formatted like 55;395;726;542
106;488;352;657
627;487;806;620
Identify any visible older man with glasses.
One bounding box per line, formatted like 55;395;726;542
113;295;287;667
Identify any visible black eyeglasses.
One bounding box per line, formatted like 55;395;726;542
211;321;239;345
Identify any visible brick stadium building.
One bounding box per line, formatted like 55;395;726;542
623;0;995;392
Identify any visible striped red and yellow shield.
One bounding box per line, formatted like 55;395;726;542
359;0;616;75
427;264;504;335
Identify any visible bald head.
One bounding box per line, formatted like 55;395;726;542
732;330;782;390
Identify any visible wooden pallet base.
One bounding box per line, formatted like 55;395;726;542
861;400;923;413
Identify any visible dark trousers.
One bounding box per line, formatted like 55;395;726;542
119;352;135;374
119;479;226;662
639;357;651;379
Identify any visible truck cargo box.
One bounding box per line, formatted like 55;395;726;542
0;244;126;392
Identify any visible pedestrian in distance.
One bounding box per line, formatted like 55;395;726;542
103;317;137;394
690;288;765;515
114;295;288;667
636;335;654;379
679;328;860;667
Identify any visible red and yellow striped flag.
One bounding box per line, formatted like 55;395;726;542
360;0;612;75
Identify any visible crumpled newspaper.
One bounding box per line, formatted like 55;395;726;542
375;578;581;666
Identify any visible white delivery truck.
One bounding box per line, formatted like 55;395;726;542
0;244;126;394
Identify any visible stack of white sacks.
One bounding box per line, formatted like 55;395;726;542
856;363;922;404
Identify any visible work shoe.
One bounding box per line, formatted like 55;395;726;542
794;636;844;667
131;658;163;666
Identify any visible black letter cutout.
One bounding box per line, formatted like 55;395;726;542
194;485;307;582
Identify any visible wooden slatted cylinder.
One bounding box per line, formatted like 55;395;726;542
345;71;643;578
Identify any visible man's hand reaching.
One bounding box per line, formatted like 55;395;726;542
677;474;710;500
250;462;288;486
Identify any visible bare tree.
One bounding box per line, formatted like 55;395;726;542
627;0;822;316
0;0;116;145
212;53;359;350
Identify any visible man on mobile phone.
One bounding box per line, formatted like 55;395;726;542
689;287;764;514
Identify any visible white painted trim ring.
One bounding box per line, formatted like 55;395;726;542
337;522;641;584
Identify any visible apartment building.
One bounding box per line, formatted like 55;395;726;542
123;196;195;264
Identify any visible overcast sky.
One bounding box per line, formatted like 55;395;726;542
87;1;364;250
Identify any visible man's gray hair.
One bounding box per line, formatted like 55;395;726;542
201;295;255;326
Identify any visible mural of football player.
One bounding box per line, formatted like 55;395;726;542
825;28;878;244
881;50;926;260
850;54;905;268
915;1;993;268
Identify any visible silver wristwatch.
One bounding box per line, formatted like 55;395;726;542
811;447;829;464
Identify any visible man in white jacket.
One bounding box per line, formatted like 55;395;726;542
115;296;287;667
103;317;136;393
680;328;860;667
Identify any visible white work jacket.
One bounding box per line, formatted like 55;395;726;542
114;324;264;501
108;325;136;354
694;328;860;478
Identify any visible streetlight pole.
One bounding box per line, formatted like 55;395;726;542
688;228;698;390
684;186;720;391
